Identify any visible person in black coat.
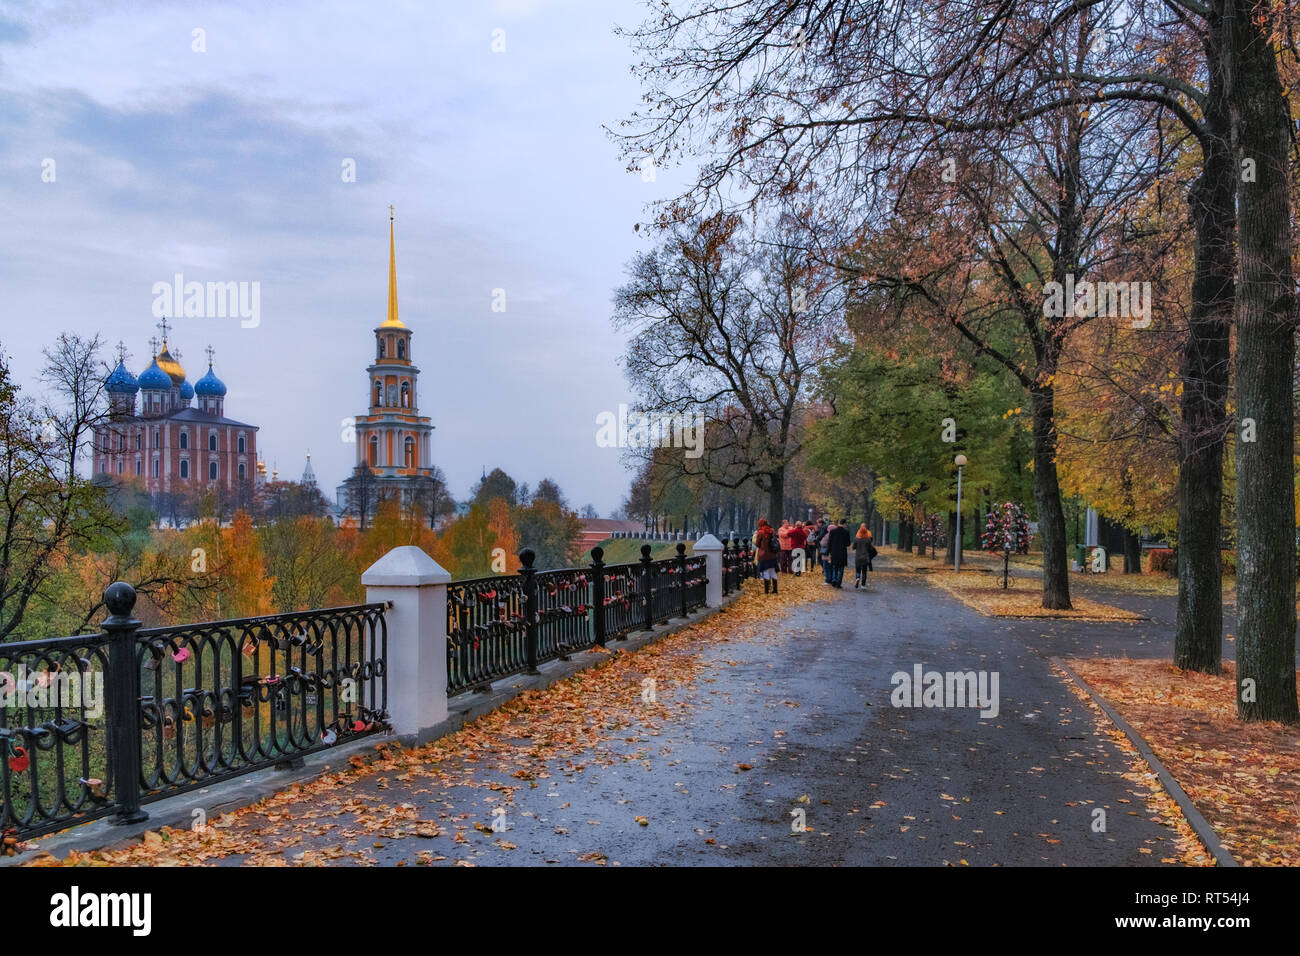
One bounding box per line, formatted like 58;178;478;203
827;518;851;588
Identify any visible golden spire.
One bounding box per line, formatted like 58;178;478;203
380;205;406;329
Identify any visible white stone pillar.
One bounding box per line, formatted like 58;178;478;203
362;546;451;736
694;533;724;608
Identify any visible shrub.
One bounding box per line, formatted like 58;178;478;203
1146;548;1175;574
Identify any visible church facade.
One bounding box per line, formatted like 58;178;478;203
94;326;259;497
342;212;436;513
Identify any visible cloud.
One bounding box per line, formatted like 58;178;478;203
0;0;687;515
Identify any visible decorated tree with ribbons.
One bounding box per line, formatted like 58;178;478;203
982;503;1032;588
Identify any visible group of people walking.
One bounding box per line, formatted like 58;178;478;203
751;517;879;594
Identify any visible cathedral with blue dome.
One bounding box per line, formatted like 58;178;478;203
94;320;260;498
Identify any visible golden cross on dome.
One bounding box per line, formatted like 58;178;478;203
115;340;128;364
389;204;394;221
156;317;171;346
205;344;216;367
148;336;160;356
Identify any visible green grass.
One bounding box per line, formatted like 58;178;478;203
588;538;694;565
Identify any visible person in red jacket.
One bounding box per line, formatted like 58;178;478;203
777;520;793;573
787;521;809;575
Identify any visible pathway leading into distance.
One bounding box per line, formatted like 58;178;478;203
178;558;1198;867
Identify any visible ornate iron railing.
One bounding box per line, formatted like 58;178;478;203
599;563;643;641
648;559;678;623
682;555;708;611
446;543;712;697
721;539;753;594
446;574;528;694
535;568;592;661
1;584;387;842
3;541;725;838
1;633;115;841
136;603;387;800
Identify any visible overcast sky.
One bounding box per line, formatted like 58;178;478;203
0;0;689;514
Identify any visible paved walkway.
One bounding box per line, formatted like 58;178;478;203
72;559;1200;866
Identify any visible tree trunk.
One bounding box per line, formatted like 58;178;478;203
767;469;784;527
1123;529;1142;575
1227;0;1298;722
1030;80;1081;612
1174;35;1233;672
1030;384;1072;609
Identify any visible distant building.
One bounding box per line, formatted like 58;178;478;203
95;324;258;497
578;518;642;550
340;209;439;518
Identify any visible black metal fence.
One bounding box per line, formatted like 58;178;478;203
2;539;756;842
446;542;737;697
1;583;387;841
722;539;753;595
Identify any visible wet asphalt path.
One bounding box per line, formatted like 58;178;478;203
221;560;1194;866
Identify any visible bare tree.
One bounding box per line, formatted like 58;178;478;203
1;337;115;639
343;463;379;531
614;213;840;524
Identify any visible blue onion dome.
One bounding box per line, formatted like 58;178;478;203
180;379;195;401
137;359;173;390
194;364;227;397
105;360;138;395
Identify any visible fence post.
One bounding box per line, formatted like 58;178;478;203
591;546;607;647
676;542;688;618
362;546;451;737
695;533;724;606
639;544;654;630
103;582;148;826
520;548;540;674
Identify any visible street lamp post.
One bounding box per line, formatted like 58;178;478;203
954;454;967;573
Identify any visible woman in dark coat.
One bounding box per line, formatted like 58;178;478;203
853;524;874;588
827;518;851;588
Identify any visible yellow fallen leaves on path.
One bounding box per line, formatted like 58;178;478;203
1054;660;1210;866
924;572;1143;621
26;573;827;867
1067;657;1300;867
